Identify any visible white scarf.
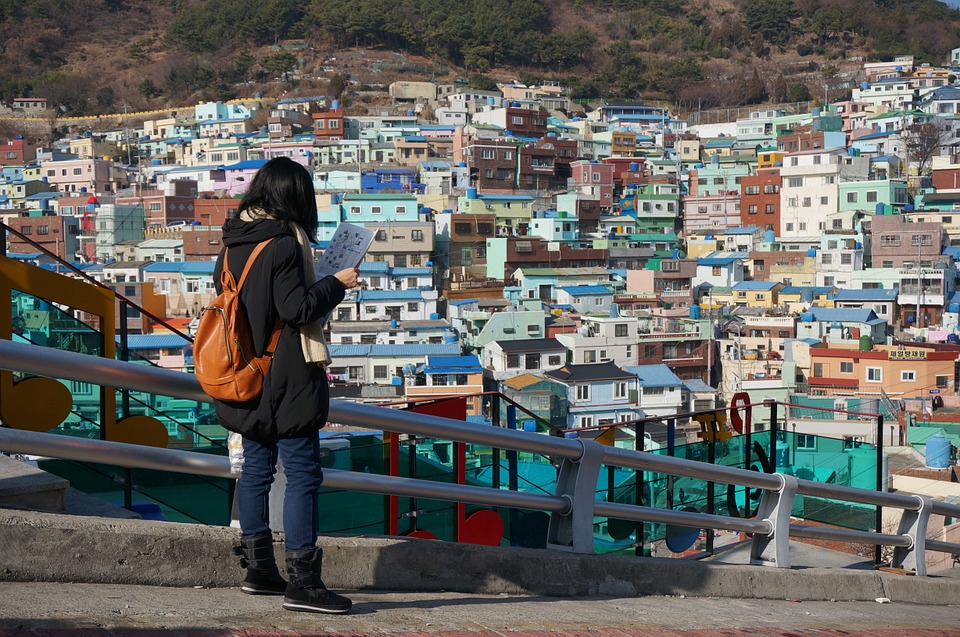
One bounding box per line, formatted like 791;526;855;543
240;208;331;367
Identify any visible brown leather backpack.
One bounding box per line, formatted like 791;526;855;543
194;240;282;402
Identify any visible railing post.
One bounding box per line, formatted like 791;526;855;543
766;399;778;474
750;472;798;568
875;414;884;565
506;404;519;540
891;495;932;576
547;438;603;554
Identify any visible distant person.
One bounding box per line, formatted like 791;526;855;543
213;156;358;614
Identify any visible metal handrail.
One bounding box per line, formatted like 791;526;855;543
2;338;959;574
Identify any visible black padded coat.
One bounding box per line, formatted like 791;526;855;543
211;217;346;442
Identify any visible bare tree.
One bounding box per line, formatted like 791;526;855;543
902;116;953;177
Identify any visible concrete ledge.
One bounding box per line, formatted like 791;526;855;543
1;507;958;605
0;455;68;512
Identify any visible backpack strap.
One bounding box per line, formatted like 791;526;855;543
232;238;285;357
236;239;274;291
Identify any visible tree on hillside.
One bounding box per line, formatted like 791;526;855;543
740;0;797;46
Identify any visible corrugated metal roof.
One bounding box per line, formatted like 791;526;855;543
682;379;717;393
731;281;778;291
833;288;898;301
496;338;564;352
119;334;191;350
357;289;425;301
557;285;613;296
143;261;216;273
623;364;683;388
328;343;460;357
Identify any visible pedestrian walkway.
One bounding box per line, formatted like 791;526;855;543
1;582;959;636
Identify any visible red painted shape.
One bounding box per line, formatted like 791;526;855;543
459;509;504;546
405;529;438;540
409;396;468;420
730;391;752;435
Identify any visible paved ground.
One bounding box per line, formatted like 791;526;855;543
0;582;958;636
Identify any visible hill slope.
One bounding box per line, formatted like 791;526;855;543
1;0;959;117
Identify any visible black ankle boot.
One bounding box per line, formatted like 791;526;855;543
234;532;286;595
283;547;352;614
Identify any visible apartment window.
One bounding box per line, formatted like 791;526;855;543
511;115;524;125
615;382;627;399
73;167;82;176
374;365;389;380
841;253;852;265
840;361;853;374
764;184;779;194
937;375;949;388
882;260;893;268
524;353;540;369
796;434;817;450
396;206;407;215
802;197;811;207
411;229;424;242
507;354;519;368
813;363;823;377
911;234;932;246
756;293;765;300
820;196;829;206
866;367;882;382
821;254;833;265
846;192;858;203
349;206;360;215
37;225;49;235
644;345;656;358
548;354;562;366
833;219;843;230
901;370;916;382
745;185;760;195
365;305;377;315
748;205;758;215
823;276;834;286
576;384;590;401
149;202;162;211
765;204;776;213
584;350;597;363
866;191;878;202
375;230;387;241
580;415;594;428
406;302;419;312
880;234;900;246
480;149;494;159
615;323;628;337
371;206;382;215
787;177;803;187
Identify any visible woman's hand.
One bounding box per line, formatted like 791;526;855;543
334;267;360;289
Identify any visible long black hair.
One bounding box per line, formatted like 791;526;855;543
237;157;319;239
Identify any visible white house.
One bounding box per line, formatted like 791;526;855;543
554;315;638;366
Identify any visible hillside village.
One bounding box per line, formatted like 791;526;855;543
6;48;960;486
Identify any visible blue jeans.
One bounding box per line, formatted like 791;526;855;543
237;434;322;551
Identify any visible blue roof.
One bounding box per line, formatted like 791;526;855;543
944;246;960;259
698;256;740;266
420;354;482;374
358;261;390;273
805;308;883;324
224;159;269;171
780;286;834;295
855;130;894;141
833;288;898;302
476;194;536;202
448;298;478;306
328;343;460;357
24;192;60;201
357;289;425;301
623;363;683;388
558;285;613;296
682;378;717;393
119;334;191;350
143;261;216;274
390;267;431;276
725;226;760;235
732;281;778;291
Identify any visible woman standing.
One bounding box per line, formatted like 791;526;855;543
213;156;357;614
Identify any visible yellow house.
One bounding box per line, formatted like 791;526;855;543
684;234;722;260
757;147;784;169
777;285;837;313
730;281;782;309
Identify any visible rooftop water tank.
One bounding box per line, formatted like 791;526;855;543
801;312;815;322
875;203;886;215
689;305;702;319
925;434;952;469
467;187;478;199
443;331;458;344
859;335;873;351
331;100;340;109
430;313;439;320
629;162;640;172
904;203;914;212
764;229;776;242
390;319;398;328
812;107;821;117
807;248;817;257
